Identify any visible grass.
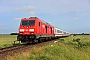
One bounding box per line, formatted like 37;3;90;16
6;35;90;60
0;35;18;48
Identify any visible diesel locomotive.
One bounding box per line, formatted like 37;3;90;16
17;17;69;43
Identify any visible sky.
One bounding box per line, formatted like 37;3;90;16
0;0;90;34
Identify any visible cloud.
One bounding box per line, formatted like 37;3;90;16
29;11;35;16
14;18;21;21
1;0;90;16
0;28;8;33
0;28;7;30
15;6;37;15
0;23;4;26
0;5;11;12
15;6;37;12
73;17;79;20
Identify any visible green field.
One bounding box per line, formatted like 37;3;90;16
0;35;17;48
5;35;90;60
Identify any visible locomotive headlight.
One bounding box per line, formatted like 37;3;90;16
20;29;24;32
29;29;34;32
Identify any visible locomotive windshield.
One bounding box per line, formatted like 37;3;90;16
21;20;35;26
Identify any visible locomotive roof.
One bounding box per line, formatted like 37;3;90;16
21;17;52;26
21;17;44;19
30;17;52;26
41;20;52;26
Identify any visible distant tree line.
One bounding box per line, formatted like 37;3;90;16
10;33;18;35
72;33;90;36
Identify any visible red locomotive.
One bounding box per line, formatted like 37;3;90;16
17;17;69;43
17;17;55;43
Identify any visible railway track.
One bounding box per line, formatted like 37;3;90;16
0;44;27;60
0;40;55;60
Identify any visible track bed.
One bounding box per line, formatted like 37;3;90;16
0;40;55;60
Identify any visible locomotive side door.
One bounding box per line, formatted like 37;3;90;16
38;22;42;35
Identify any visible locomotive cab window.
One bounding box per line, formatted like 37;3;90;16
22;20;28;25
21;20;35;26
29;20;35;26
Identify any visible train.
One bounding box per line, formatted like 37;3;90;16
17;17;70;43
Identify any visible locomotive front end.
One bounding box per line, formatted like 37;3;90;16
17;18;36;43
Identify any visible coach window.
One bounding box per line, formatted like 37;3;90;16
57;30;59;33
39;22;40;26
60;31;62;33
57;30;62;33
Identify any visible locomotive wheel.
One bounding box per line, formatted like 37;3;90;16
32;39;38;43
32;40;35;44
35;39;38;43
38;38;42;43
34;39;38;43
